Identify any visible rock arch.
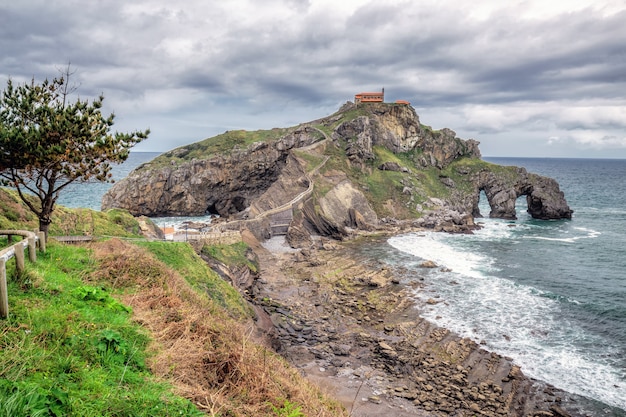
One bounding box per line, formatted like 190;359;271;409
476;169;573;220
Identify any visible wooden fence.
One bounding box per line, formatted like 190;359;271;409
0;230;46;319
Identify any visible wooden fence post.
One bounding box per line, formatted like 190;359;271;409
15;243;25;274
28;237;36;262
0;259;8;319
38;231;46;253
0;230;43;319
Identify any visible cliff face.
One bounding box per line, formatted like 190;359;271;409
332;103;481;169
102;102;572;239
102;126;322;217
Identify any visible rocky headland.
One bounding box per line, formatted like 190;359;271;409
103;102;578;416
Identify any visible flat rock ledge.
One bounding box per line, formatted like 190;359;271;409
243;233;583;417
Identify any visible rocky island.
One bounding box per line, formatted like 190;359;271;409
102;101;572;236
102;102;577;416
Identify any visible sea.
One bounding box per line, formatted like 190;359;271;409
61;153;625;416
58;152;214;228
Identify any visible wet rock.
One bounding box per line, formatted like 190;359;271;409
420;260;438;268
368;396;382;404
550;405;571;417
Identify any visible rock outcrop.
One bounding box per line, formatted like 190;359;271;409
102;126;323;217
476;169;573;220
317;180;378;230
332;103;481;169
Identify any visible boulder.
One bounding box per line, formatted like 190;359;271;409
136;216;165;239
378;161;403;171
286;223;313;249
420;260;438;268
316;180;378;230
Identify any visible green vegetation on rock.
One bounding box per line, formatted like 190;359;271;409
201;241;259;274
147;128;292;168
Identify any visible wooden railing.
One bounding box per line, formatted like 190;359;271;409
0;230;46;319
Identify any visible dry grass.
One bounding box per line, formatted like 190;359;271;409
91;238;346;417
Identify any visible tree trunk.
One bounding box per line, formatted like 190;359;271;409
39;217;51;242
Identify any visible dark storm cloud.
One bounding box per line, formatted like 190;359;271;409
461;9;626;103
1;0;625;156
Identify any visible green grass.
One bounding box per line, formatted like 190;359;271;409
144;128;295;169
201;241;258;274
0;242;203;417
329;106;372;128
311;124;333;138
292;150;326;172
0;188;147;239
137;241;252;318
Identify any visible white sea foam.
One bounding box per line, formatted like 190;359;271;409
388;231;626;411
151;215;216;230
388;233;490;278
525;226;601;243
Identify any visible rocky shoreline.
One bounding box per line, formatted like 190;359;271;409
241;231;584;417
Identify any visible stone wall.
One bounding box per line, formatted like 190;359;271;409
188;230;242;246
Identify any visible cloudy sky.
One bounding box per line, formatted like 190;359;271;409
1;0;625;158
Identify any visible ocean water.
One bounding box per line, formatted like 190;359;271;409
59;154;626;414
57;152;214;227
57;152;161;211
386;158;626;415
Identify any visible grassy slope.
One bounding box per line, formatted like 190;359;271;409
140;128;294;169
0;200;346;416
0;187;146;237
0;242;203;416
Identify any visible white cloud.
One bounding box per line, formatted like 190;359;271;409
567;130;626;149
555;104;626;130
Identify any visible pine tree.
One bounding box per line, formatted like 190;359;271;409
0;66;149;236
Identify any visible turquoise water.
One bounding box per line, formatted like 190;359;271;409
57;152;161;211
388;158;626;415
60;154;626;414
